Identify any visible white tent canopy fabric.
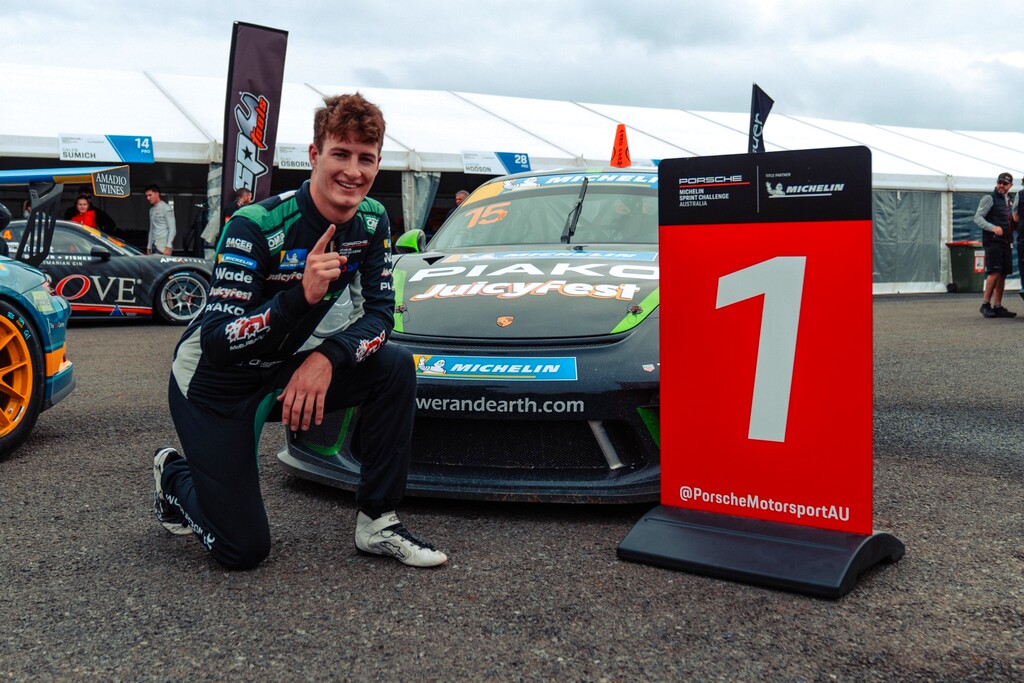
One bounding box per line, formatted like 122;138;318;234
2;62;1021;191
3;62;1020;293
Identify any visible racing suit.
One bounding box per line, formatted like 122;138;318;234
160;180;415;569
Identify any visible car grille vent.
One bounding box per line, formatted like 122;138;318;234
295;411;646;472
295;408;353;453
407;417;644;470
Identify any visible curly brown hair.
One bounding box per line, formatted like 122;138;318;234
312;93;386;152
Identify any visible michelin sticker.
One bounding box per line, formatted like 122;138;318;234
414;355;577;381
219;253;259;270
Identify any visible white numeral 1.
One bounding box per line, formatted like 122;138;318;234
716;257;807;443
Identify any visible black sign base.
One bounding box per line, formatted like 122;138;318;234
617;506;904;599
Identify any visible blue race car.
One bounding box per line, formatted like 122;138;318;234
0;165;128;456
0;202;75;457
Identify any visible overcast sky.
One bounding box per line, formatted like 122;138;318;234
7;0;1023;132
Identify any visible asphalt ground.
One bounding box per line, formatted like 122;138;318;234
1;293;1021;681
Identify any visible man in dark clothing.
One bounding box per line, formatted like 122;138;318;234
447;190;469;219
0;202;11;257
1012;186;1024;302
151;93;447;570
974;172;1016;318
224;187;253;222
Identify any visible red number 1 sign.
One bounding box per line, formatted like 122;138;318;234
659;147;874;535
619;147;904;598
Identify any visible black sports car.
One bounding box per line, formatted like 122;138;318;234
278;168;662;503
3;220;211;324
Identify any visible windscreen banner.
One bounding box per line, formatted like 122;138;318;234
220;22;288;211
658;146;874;534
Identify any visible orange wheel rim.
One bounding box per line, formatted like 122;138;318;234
0;315;33;437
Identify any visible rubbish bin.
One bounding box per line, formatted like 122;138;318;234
945;240;986;293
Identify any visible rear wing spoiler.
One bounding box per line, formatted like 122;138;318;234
0;166;130;267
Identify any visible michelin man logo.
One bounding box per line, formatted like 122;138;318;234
417;356;447;375
503;177;539;191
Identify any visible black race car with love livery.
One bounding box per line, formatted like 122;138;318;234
4;220;211;324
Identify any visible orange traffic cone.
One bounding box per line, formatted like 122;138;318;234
610;123;631;168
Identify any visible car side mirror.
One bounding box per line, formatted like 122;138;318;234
395;228;425;254
90;246;111;261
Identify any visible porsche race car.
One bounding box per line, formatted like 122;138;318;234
278;168;662;503
4;220;211;324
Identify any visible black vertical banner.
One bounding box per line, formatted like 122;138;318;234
748;83;774;154
220;21;288;214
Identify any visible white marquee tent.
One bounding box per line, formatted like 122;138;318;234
3;62;1022;292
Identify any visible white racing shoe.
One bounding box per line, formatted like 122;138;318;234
354;511;448;567
153;446;192;536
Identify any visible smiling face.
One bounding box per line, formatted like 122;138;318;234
308;134;381;224
76;198;90;213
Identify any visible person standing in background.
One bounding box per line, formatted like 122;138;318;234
145;184;176;255
446;190;469;220
69;194;98;228
225;187;253;222
64;186;118;233
0;202;11;257
1012;183;1024;302
427;189;470;241
975;172;1016;318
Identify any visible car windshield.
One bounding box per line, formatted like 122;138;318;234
91;228;143;255
430;180;659;249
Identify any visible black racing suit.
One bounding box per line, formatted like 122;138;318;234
161;180;415;569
